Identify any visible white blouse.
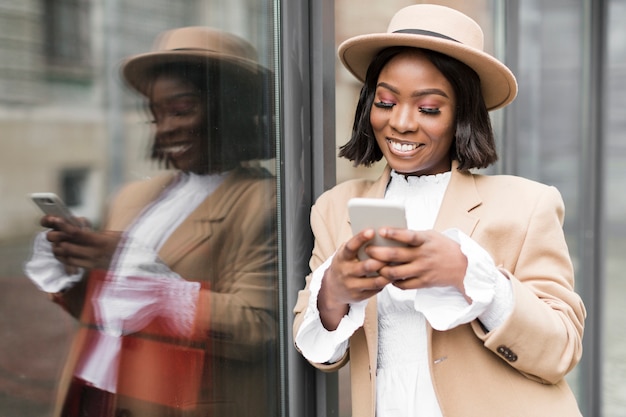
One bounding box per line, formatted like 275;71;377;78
24;171;228;393
295;170;514;417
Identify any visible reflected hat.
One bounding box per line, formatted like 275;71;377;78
122;26;268;96
338;4;517;110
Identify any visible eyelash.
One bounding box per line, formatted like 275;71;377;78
150;107;196;123
373;101;441;114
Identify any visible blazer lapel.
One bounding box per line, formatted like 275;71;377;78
364;165;392;198
433;163;482;236
158;168;246;267
360;166;392;376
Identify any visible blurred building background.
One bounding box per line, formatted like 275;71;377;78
0;0;624;416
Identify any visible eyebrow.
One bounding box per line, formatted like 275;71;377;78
150;92;200;109
376;82;450;99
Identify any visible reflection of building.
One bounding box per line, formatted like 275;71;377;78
0;0;266;241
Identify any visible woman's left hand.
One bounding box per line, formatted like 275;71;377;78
368;228;468;295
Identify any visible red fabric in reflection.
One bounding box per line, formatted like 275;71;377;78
118;336;205;409
63;269;209;411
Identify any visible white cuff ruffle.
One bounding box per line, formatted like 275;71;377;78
294;255;367;364
414;229;513;331
23;232;84;293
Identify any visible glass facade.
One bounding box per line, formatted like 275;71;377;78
0;0;624;416
1;1;286;416
604;0;626;415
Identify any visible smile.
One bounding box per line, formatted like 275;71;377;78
161;143;192;155
387;138;420;153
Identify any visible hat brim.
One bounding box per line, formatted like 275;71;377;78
121;50;269;96
338;33;517;111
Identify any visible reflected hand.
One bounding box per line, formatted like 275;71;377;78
43;215;122;271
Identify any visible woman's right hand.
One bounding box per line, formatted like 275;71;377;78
317;229;391;330
42;215;122;272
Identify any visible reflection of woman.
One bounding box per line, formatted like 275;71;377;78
25;27;278;417
293;5;585;417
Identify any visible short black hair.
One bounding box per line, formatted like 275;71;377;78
144;61;274;170
338;46;497;172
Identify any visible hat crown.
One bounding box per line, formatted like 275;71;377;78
387;5;484;51
155;26;259;63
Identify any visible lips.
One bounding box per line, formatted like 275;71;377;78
386;138;421;154
159;142;192;156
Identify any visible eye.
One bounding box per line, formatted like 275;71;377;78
374;101;395;109
419;107;440;115
170;103;197;117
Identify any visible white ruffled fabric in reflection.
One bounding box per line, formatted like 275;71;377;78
25;171;229;394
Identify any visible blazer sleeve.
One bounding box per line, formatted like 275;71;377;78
471;185;586;384
292;194;352;371
190;178;279;362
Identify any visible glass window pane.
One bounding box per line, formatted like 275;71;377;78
0;1;281;416
604;0;626;415
507;0;586;394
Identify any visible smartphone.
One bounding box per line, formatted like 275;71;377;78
348;198;407;261
30;192;80;226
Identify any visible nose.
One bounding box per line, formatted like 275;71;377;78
155;114;177;136
389;105;418;134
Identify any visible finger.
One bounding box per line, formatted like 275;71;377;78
362;275;392;291
365;244;413;265
52;241;93;263
359;257;388;278
344;276;391;302
54;248;99;270
379;227;427;246
64;265;80;275
392;277;423;290
340;229;376;260
76;217;92;229
378;262;418;283
45;216;82;235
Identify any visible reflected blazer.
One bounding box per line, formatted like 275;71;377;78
54;166;279;417
293;163;586;417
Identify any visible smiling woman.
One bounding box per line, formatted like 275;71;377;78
369;49;456;176
293;4;585;417
23;26;279;417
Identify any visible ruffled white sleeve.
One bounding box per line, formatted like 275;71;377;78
23;231;84;293
294;254;368;364
414;228;513;331
96;236;200;337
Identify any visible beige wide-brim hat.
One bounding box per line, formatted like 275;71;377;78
338;4;517;111
122;26;268;96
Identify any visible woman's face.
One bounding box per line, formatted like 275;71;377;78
370;49;456;176
149;74;209;174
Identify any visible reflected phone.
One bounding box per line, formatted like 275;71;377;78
30;192;80;226
348;198;407;261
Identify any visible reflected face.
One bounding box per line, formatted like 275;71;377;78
149;75;208;174
370;50;456;176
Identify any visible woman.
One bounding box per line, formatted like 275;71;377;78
293;5;585;417
25;27;278;417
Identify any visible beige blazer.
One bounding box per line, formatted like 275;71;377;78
293;164;586;417
53;166;279;417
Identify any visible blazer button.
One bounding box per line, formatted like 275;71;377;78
497;345;518;362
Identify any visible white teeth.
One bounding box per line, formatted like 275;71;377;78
389;140;418;152
163;144;191;154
